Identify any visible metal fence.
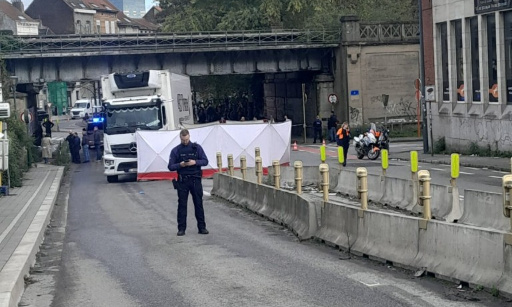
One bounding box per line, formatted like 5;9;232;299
0;29;341;58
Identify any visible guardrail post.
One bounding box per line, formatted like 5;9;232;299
216;152;222;174
255;147;260;159
255;156;262;185
381;149;389;176
418;170;432;229
451;153;459;188
294;161;303;194
273;160;280;189
357;167;368;217
240;155;247;180
227;154;234;176
319;163;329;202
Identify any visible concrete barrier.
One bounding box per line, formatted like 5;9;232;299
212;174;317;239
459;189;509;231
212;173;512;296
409;184;462;222
380;177;417;211
334;169;358;197
414;221;506;291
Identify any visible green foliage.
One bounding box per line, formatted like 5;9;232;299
1;113;33;187
158;0;417;32
53;140;71;167
491;285;499;297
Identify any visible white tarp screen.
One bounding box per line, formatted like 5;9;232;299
136;121;291;177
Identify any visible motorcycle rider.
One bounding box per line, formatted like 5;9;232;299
336;122;351;166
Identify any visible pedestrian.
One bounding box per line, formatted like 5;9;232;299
337;122;351;166
313;115;322;143
167;129;209;236
83;112;90;124
42;118;54;137
93;126;102;162
72;132;81;164
327;111;338;142
82;129;90;163
41;134;52;164
65;130;75;162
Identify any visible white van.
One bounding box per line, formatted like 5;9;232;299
70;99;93;119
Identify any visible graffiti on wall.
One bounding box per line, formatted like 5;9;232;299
370;96;417;120
349;106;361;123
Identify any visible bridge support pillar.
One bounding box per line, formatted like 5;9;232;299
315;74;335;138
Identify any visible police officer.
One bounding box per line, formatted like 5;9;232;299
168;129;209;236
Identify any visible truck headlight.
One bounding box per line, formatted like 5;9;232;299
105;159;114;166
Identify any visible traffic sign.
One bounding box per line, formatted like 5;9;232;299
20;112;32;123
328;94;338;104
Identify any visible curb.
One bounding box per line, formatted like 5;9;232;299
0;166;64;307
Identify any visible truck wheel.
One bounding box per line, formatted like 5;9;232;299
107;175;118;183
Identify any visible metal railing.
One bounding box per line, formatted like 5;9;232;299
359;22;419;42
0;29;341;58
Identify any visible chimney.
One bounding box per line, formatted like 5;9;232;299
12;0;24;13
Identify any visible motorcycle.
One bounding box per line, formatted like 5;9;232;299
353;124;390;160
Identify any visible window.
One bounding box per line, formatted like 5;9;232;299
439;23;449;101
453;20;464;101
105;20;110;34
85;21;91;34
76;20;82;34
470;17;481;102
505;11;512;104
110;21;116;34
487;14;498;102
96;20;100;34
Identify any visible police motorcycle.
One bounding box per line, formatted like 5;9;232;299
353;123;386;160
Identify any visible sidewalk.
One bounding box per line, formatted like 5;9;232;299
0;164;64;307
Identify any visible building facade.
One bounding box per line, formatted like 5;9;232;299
0;0;39;35
428;0;512;152
109;0;145;18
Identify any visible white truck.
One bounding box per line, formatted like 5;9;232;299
101;70;193;183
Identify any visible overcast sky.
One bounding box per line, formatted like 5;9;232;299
20;0;157;11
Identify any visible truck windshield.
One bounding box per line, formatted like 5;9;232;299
74;102;88;109
105;106;162;135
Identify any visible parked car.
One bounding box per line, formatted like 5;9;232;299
70;99;95;119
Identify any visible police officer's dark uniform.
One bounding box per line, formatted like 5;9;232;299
168;135;209;236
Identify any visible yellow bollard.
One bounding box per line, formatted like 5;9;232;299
338;146;344;167
418;170;432;224
294;161;303;194
240;155;247;180
381;149;388;176
255;147;260;158
410;151;418;181
319;163;329;201
320;145;326;163
356;167;368;214
450;153;459;187
273;160;280;189
255;156;262;185
216;152;222;173
502;175;512;232
227;154;234;176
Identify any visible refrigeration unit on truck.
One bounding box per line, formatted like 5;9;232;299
101;70;193;183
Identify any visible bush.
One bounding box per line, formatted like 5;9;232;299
53;140;71;167
433;137;446;154
1;113;35;187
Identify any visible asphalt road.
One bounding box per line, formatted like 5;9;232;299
20;156;510;306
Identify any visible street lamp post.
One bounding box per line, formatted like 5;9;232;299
418;0;429;154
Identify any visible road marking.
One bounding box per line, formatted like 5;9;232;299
0;172;51;244
430;168;445;171
492;170;508;174
466;167;479;170
359;281;381;287
459;171;474;175
489;175;503;179
204;191;211;196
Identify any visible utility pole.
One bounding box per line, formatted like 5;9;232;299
418;0;429;153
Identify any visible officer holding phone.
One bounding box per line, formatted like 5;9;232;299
168;129;209;236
